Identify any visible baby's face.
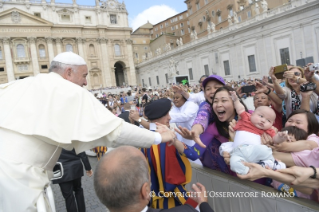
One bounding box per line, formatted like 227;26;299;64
251;106;276;130
288;134;296;142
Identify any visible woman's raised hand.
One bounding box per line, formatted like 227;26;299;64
175;126;206;148
269;67;277;80
254;81;268;94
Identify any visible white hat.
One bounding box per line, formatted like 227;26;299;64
52;52;86;66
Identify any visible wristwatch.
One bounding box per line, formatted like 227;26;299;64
138;118;142;123
265;88;271;95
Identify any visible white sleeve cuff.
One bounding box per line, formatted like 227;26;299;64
154;132;162;145
150;123;157;131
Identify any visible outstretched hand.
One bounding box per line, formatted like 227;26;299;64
237;162;267;181
189;183;208;205
277;166;315;185
175;126;206;148
172;85;183;94
254;81;268;94
155;122;170;133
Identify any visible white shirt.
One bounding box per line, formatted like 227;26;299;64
170;101;199;146
188;91;205;105
141;206;148;212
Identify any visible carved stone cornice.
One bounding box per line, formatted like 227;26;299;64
125;39;133;45
97;37;108;44
45;37;53;44
28;37;36;44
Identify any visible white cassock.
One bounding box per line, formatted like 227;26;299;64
169;101;199;146
0;72;161;212
188;91;205;105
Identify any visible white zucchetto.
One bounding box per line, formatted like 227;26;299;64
52;52;87;66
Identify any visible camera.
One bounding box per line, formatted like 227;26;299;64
309;63;319;72
300;82;317;92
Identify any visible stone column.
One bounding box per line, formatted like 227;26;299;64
111;67;116;86
28;37;40;76
50;0;55;2
2;37;15;82
55;38;62;54
46;37;55;63
98;37;111;86
125;39;137;85
123;67;128;85
76;37;84;58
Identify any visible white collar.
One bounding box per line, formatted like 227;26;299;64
124;110;130;112
141;206;148;212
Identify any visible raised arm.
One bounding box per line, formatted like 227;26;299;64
172;85;190;99
304;63;319;96
273;140;318;152
270;67;285;96
229;91;245;115
237;162;314;194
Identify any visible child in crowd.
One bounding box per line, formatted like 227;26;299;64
270;126;313;198
219;91;286;175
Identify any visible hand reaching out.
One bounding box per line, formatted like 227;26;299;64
171;85;183;94
175;126;206;148
189;183;208;205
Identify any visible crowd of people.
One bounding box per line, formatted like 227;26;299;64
93;64;319;207
1;51;319;212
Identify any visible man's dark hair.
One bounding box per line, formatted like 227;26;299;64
281;126;308;141
142;88;147;92
94;150;149;211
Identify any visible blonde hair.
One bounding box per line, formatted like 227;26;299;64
285;66;304;90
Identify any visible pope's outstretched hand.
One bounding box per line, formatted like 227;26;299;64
160;130;177;143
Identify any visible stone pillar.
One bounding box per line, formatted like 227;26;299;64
98;38;111;86
111;67;116;86
123;68;128;85
95;0;99;6
55;38;62;54
76;37;84;58
2;37;15;82
51;0;55;2
46;37;55;63
28;37;40;76
125;39;137;85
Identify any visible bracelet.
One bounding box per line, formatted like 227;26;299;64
265;88;271;95
310;165;317;179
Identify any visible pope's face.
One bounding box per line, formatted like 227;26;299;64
68;65;88;87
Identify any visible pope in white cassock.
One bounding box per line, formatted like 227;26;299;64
0;52;176;212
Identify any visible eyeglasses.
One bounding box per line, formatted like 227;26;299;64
294;72;301;76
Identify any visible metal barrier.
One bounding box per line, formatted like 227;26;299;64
187;163;319;212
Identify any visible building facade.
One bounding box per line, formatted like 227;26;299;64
0;0;136;89
136;0;319;87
